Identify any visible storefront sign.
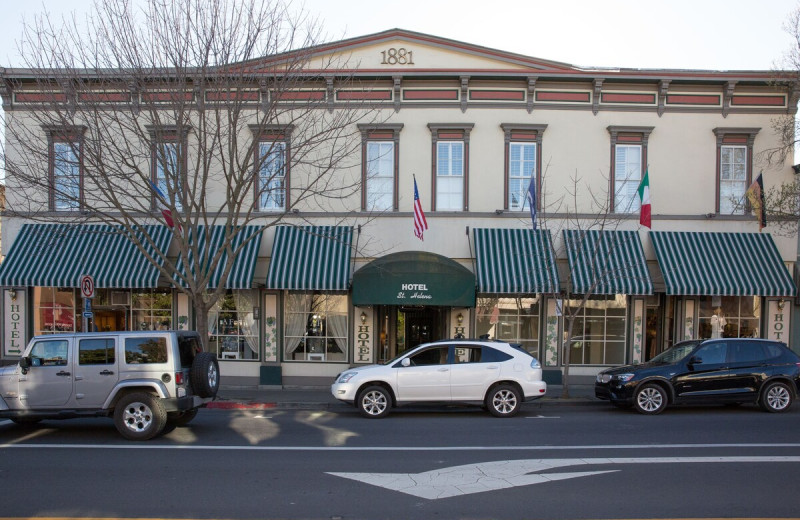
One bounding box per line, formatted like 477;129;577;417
766;300;790;342
4;289;27;357
396;283;433;301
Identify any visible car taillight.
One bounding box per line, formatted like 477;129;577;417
175;372;184;385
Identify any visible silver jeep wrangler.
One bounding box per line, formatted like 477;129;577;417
0;330;219;440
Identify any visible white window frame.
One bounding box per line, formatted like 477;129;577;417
509;142;536;212
436;140;464;211
154;141;182;211
614;144;642;214
719;144;748;215
52;141;81;211
258;141;287;212
365;141;394;211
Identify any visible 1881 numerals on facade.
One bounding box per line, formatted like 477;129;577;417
380;48;414;65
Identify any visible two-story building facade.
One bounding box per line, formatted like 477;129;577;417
1;29;797;386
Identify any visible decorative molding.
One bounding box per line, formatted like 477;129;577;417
460;76;469;113
712;126;760;147
790;83;800;115
657;80;670;117
500;123;547;145
0;79;13;109
527;76;537;113
722;80;737;118
259;78;270;112
128;82;140;116
428;123;474;143
325;76;334;113
607;125;655;146
248;123;295;139
356;123;404;142
592;79;603;115
393;75;402;112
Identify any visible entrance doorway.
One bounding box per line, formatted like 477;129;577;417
376;305;447;363
644;303;661;361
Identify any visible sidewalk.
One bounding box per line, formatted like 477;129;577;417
208;384;602;410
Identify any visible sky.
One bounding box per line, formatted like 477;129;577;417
0;0;797;71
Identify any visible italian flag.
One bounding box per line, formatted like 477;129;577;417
638;169;651;228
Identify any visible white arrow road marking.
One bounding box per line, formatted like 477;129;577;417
327;456;800;500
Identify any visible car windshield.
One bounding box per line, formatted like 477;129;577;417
650;341;701;364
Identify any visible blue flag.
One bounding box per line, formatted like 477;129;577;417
526;177;537;230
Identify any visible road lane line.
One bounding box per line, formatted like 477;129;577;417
1;443;800;451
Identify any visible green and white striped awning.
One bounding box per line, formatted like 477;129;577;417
564;229;653;295
474;228;560;294
651;231;797;297
175;225;262;289
0;224;172;288
266;225;353;290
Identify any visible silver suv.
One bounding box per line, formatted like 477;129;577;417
0;331;219;440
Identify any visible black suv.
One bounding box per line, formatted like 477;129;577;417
595;338;800;414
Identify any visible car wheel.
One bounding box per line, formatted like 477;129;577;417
760;381;793;413
167;408;199;427
114;392;167;441
486;384;522;418
191;352;220;398
357;385;391;418
633;383;667;415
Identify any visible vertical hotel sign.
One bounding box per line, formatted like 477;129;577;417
354;308;373;364
767;300;790;342
5;289;27;357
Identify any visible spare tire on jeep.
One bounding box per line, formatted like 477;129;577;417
191;351;220;398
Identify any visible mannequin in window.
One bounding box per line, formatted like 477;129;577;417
710;307;726;338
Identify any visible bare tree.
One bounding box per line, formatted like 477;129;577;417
757;4;800;230
538;170;652;398
1;0;380;344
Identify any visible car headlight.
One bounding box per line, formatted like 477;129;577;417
336;372;357;384
612;373;635;382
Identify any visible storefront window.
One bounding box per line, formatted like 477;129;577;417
698;296;760;339
564;295;627;365
208;290;259;360
131;289;173;331
476;297;540;355
285;292;348;362
34;287;79;335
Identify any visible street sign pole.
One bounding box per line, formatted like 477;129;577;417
79;274;95;332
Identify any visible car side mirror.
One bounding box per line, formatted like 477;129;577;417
401;358;411;367
19;356;30;374
688;356;703;365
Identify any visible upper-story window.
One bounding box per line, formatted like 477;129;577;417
501;124;546;212
429;124;473;211
607;126;653;214
148;125;188;213
154;141;181;210
358;124;403;211
45;126;85;211
713;127;759;215
251;124;293;212
258;141;287;211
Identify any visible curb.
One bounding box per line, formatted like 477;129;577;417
206;397;605;410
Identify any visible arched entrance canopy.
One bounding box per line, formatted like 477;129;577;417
352;251;475;307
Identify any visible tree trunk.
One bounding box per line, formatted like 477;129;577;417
193;298;212;353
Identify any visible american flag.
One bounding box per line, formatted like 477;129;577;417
413;176;428;241
149;179;176;229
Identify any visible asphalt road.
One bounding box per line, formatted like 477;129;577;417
1;403;799;519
